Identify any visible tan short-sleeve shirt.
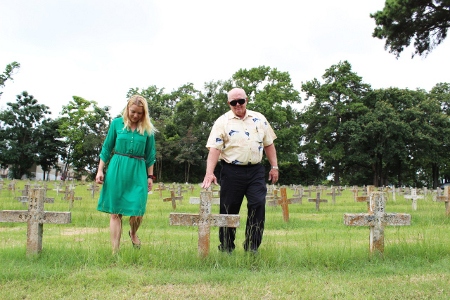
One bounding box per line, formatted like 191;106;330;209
206;110;277;165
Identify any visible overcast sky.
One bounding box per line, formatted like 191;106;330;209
1;0;449;117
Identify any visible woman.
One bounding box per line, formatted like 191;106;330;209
95;95;156;254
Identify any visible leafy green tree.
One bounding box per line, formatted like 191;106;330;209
0;62;20;98
353;89;416;186
127;86;176;181
0;91;51;178
301;61;371;185
59;96;111;179
371;0;450;57
35;118;67;180
427;83;450;186
232;66;303;166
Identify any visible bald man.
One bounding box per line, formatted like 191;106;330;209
202;87;279;254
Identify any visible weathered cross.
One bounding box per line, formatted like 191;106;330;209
326;186;339;204
169;191;240;257
308;192;328;211
288;187;303;205
403;188;424;211
356;185;375;211
266;189;280;207
163;190;183;210
190;195;220;205
0;188;71;255
277;187;290;222
87;182;99;198
436;186;450;216
17;184;54;205
63;189;82;209
344;191;411;255
154;182;166;198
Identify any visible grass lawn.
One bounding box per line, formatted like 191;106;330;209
1;180;449;299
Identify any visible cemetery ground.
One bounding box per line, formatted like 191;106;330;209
0;180;449;299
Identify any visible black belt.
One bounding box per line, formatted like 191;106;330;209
221;161;260;167
114;152;145;160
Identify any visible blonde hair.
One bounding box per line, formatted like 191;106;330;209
122;95;156;135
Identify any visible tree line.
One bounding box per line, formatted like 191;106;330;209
1;61;449;188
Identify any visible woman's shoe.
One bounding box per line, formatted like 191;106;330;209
128;230;141;249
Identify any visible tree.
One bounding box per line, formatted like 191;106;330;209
301;61;371;185
371;0;450;57
35;118;67;180
0;62;20;98
59;96;111;179
0;91;51;179
232;66;304;165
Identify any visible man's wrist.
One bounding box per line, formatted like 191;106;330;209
271;166;278;170
147;174;156;180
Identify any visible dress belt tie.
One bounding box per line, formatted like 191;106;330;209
114;152;145;160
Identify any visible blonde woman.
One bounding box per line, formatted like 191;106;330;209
96;95;157;254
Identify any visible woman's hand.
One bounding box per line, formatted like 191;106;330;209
148;178;153;192
95;170;104;184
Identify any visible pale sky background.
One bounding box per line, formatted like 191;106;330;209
1;0;449;118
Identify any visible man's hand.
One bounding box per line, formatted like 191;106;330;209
201;173;217;189
268;169;278;184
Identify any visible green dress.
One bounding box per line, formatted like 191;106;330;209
97;117;156;216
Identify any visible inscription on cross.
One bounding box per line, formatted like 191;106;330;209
0;188;71;255
344;192;411;255
169;191;240;257
308;192;328;211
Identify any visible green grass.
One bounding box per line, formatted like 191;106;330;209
1;180;449;299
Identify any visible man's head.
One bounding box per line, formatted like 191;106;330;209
227;88;248;118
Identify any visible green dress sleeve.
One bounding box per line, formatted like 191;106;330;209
145;133;156;168
99;118;119;163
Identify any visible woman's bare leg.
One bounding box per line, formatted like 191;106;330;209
129;216;142;245
110;214;122;254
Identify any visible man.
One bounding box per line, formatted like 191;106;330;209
201;87;279;254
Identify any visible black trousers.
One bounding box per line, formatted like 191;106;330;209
219;162;267;251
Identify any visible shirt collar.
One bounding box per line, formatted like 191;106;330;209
226;109;254;120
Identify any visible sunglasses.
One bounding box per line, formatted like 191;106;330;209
229;99;246;106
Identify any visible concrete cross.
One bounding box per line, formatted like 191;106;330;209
326;186;339;204
266;189;281;207
17;184;54;205
287;187;303;205
169;191;240;257
303;186;313;198
190;195;220;205
308;192;328;211
436;186;450;216
86;182;99;198
154;182;166;198
63;189;82;209
403;188;424;211
0;188;71;255
356;185;375;211
351;186;362;202
163;190;183;210
344;192;411;255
